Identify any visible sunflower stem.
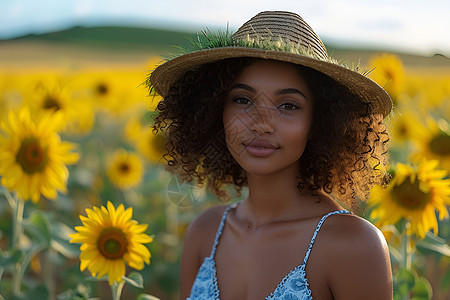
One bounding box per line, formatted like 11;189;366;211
400;220;413;300
11;195;25;296
111;280;125;300
2;189;16;211
11;195;24;249
401;221;412;270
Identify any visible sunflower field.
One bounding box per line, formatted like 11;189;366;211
0;30;449;300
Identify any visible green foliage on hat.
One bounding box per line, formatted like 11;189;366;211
165;28;371;76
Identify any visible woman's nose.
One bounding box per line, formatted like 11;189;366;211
248;105;275;135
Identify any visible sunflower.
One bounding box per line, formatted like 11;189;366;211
369;53;405;103
72;71;144;117
0;108;79;202
412;74;450;112
26;75;94;134
69;201;153;285
124;116;144;143
70;72;120;115
136;128;167;165
388;109;424;146
0;73;22;122
106;149;144;190
410;117;450;171
369;160;450;238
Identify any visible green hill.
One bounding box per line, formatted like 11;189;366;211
4;26;199;53
1;25;449;69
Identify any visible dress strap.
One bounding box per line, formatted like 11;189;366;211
302;210;350;266
209;203;238;258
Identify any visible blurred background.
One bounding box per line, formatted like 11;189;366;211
0;0;449;299
2;0;450;68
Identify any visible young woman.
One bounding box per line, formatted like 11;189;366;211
148;11;393;300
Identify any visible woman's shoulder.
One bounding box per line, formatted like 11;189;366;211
320;212;389;259
316;212;393;298
183;203;230;257
188;203;230;232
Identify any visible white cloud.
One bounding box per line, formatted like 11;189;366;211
73;0;93;19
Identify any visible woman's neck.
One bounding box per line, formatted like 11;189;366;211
238;170;330;229
247;172;301;209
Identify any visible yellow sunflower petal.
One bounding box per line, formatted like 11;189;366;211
368;160;450;239
70;201;153;284
0;108;79;203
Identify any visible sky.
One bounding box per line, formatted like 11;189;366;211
1;0;449;56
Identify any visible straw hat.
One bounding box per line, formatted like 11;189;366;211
149;11;392;117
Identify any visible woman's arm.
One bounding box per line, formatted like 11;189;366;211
179;205;228;300
179;219;202;299
325;216;393;300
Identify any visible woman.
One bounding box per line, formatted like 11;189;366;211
148;11;393;300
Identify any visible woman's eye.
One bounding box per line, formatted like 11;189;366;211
279;103;299;110
234;97;252;105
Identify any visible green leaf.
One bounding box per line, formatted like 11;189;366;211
137;294;161;300
23;210;52;247
51;222;80;258
394;218;407;234
51;239;80;259
416;232;450;257
53;222;76;241
381;224;401;237
0;249;23;268
395;268;416;296
0;193;9;214
57;284;91;300
122;271;144;288
85;275;106;282
441;269;450;291
24;284;49;300
388;246;402;266
411;277;432;300
9;295;27;300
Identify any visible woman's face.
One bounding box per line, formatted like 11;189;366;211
223;59;314;176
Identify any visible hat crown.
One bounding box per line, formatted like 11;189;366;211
232;11;329;61
149;11;392;116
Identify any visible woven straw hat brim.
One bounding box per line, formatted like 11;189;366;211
150;47;392;117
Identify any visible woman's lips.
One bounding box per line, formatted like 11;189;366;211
244;140;279;157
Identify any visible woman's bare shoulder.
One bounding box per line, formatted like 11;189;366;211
187;204;229;232
319;213;393;299
323;213;387;245
183;204;229;255
319;213;390;264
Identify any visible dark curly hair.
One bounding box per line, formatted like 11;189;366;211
151;57;390;211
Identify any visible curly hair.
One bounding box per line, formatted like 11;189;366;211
151;57;390;211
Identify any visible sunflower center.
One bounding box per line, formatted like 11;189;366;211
391;178;431;210
42;95;61;112
97;227;128;260
429;133;450;156
398;124;408;137
16;138;48;174
119;162;130;174
96;83;109;96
